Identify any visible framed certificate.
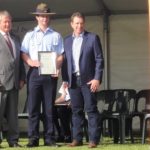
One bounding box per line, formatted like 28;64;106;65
38;51;57;75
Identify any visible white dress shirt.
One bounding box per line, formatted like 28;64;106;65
72;33;83;75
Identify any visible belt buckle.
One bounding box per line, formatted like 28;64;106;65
76;72;80;76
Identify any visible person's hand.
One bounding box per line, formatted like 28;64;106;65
19;80;25;89
51;69;60;77
87;79;100;92
28;60;40;67
67;101;71;107
62;82;69;89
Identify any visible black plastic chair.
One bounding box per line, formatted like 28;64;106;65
97;90;115;138
98;89;136;144
133;89;150;144
142;113;150;144
112;89;136;144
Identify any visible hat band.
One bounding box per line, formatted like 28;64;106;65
36;8;50;13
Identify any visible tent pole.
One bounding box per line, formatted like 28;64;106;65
103;12;110;89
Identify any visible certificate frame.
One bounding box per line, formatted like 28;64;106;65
38;51;57;75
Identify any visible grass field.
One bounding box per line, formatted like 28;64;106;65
0;138;150;150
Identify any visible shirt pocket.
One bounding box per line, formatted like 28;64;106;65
46;43;52;51
30;39;40;53
52;36;59;46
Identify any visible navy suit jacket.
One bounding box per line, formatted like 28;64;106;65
62;31;104;87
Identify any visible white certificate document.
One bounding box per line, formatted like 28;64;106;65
38;51;57;75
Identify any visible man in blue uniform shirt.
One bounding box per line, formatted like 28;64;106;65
21;3;64;147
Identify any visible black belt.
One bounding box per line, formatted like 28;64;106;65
30;67;38;69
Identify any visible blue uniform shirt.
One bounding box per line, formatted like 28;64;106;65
21;26;64;60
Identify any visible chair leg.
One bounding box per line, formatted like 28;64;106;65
140;116;144;136
119;115;125;144
101;119;106;136
0;132;2;141
128;119;134;143
130;125;134;143
108;120;113;138
113;119;119;143
142;118;146;144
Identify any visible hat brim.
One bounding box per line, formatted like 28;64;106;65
30;12;56;15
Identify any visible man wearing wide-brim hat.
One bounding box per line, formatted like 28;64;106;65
30;3;56;15
21;3;64;148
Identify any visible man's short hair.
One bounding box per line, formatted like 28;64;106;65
70;12;85;22
0;10;11;22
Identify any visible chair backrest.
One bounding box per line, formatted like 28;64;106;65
113;89;136;114
135;89;150;113
97;89;136;114
97;90;116;113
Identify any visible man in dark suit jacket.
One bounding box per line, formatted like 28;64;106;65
62;12;104;148
0;10;26;147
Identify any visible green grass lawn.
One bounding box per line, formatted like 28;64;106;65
0;138;150;150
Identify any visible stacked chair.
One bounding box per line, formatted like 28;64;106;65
132;89;150;144
97;89;136;144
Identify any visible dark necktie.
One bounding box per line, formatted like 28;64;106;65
5;34;14;57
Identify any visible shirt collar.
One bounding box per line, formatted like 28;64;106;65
34;26;53;33
72;31;84;38
0;30;9;36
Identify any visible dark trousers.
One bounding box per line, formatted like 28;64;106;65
0;89;19;144
27;68;57;142
69;75;100;143
57;106;72;137
54;106;72;142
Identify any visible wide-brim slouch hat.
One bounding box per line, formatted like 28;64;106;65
30;3;56;15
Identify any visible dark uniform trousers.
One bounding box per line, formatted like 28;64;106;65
27;67;57;143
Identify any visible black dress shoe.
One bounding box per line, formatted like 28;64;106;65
9;143;22;147
26;140;39;147
56;136;64;142
44;142;60;147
